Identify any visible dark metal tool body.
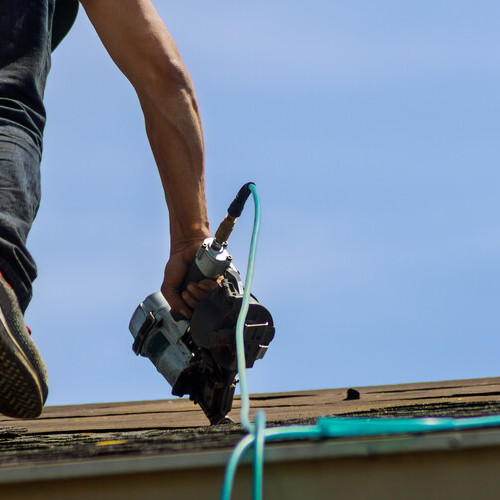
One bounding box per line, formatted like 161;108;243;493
129;184;275;424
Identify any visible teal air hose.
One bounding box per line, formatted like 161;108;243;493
253;410;266;500
234;182;260;432
220;184;500;500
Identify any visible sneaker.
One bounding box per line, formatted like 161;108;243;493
0;274;48;419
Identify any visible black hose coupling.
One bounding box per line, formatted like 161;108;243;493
213;182;255;250
227;182;255;218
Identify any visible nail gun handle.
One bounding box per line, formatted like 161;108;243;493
171;237;232;321
180;259;207;293
170;259;208;322
181;238;232;293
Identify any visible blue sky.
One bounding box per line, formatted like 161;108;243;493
26;1;500;406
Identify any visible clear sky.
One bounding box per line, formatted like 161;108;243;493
26;1;500;406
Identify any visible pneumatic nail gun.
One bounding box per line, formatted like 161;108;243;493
129;183;275;424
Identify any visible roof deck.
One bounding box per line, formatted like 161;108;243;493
2;377;500;499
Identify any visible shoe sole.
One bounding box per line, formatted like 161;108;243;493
0;305;43;419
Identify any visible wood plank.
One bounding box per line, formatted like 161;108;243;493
356;376;500;393
2;377;500;434
2;393;500;434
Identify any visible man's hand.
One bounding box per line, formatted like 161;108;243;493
161;240;218;319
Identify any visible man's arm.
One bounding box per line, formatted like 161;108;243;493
79;0;213;317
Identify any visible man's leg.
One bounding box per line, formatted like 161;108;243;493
0;0;54;418
0;0;54;310
0;127;42;313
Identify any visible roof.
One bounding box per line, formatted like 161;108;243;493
2;377;500;499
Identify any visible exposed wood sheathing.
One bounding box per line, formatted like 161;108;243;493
3;376;500;433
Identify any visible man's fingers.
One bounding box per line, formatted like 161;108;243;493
162;246;218;318
186;282;212;300
181;289;198;309
162;284;192;319
197;279;218;292
181;280;218;310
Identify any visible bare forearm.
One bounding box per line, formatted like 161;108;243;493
138;78;209;249
80;0;210;249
